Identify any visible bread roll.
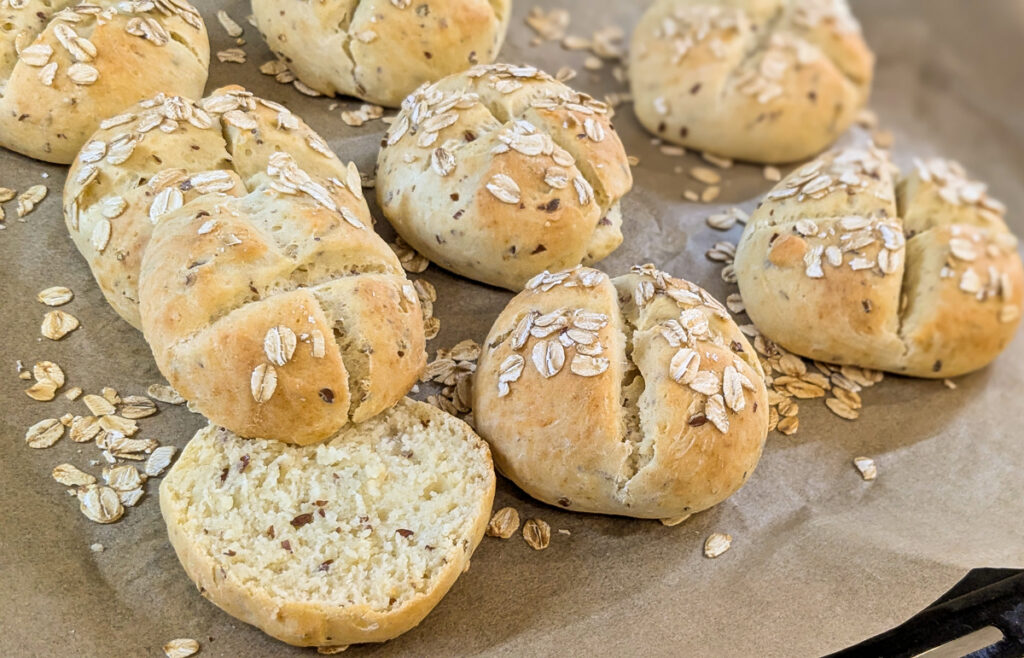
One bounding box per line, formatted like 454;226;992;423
160;398;495;649
473;265;768;519
629;0;873;163
64;86;362;330
734;146;1023;377
377;64;633;291
252;0;511;107
64;87;426;444
0;0;208;164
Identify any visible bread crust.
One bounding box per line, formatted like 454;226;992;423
474;266;768;519
0;0;209;164
64;87;426;444
377;64;633;290
252;0;511;107
160;399;495;648
629;0;873;163
735;148;1023;377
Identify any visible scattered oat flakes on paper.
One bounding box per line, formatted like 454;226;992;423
216;48;247;64
147;383;185;404
486;507;520;539
854;456;877;481
41;310;79;340
217;9;243;37
525;6;570;42
163;638;200;658
523;518;551;550
16;184;47;218
704;532;733;558
26;418;64;448
37;286;73;306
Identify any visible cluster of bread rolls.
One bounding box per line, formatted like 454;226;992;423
0;0;1013;651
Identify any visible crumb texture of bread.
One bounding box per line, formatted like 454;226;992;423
160;399;495;648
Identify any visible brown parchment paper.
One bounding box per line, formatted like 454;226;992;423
2;1;1023;656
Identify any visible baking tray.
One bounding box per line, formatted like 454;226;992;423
1;1;1022;655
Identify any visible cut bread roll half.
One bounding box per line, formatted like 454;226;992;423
160;399;495;650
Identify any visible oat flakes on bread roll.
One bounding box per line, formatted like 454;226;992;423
377;63;633;291
473;265;768;519
629;0;873;163
160;398;495;650
252;0;511;107
734;146;1023;377
64;86;353;330
0;0;208;164
64;87;426;445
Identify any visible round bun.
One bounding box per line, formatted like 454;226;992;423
473;265;769;519
629;0;873;163
64;87;426;445
160;398;495;650
377;64;633;291
252;0;511;107
734;146;1023;378
64;86;355;330
0;0;208;164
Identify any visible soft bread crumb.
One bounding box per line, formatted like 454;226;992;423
162;399;493;612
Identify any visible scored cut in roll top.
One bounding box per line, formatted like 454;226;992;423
377;63;634;290
64;87;427;444
629;0;873;163
474;265;769;520
734;145;1023;377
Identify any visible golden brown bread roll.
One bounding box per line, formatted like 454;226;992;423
0;0;208;163
735;146;1023;377
377;64;633;291
64;87;426;444
629;0;873;163
474;265;769;519
252;0;511;107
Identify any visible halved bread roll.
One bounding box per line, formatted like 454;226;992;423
160;398;495;650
